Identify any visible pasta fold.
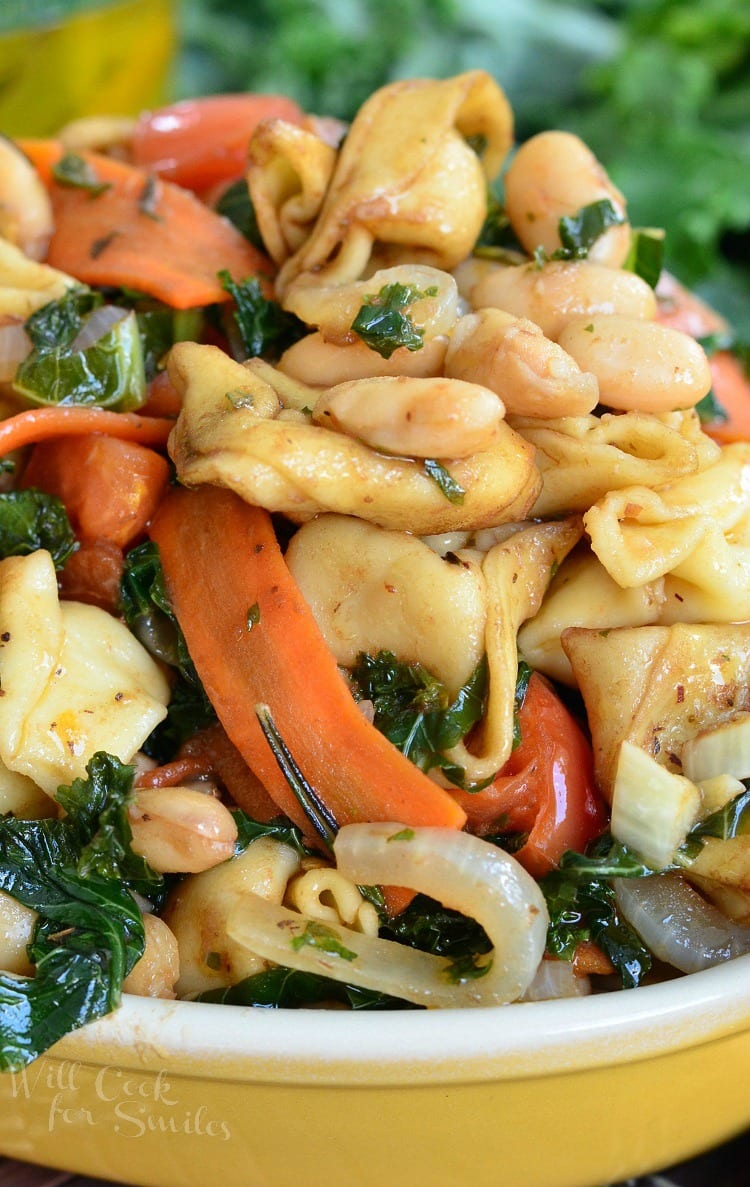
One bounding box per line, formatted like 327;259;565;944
0;551;169;795
276;71;513;294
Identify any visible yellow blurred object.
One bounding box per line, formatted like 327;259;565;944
0;0;175;136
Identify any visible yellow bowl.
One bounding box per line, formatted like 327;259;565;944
2;955;749;1187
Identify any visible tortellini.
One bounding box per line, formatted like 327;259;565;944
285;514;488;695
562;623;750;799
0;550;169;795
274;71;514;295
167;341;540;534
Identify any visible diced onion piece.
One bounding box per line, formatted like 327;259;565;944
227;823;548;1008
611;742;701;870
70;304;130;353
0;320;31;382
615;872;750;973
682;713;750;784
697;774;746;817
521;958;591;1001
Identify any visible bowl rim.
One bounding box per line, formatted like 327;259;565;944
48;952;750;1087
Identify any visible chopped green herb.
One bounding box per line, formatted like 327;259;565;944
555;198;626;260
51;152;111;196
226;387;256;409
205;951;223;971
623;227;665;289
387;827;416;843
423;458;466;505
290;921;358;962
512;662;532;750
351;282;432;359
246;602;261;630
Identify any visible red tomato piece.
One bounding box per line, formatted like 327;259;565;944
452;673;607;877
131;93;306;191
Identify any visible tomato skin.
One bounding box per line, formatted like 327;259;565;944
452;673;607;877
131;93;306;191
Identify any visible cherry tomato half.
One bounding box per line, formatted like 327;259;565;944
131;93;306;191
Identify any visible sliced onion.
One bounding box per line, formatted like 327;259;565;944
70;304;128;352
615;872;750;974
0;320;32;381
227;823;549;1008
521;958;591;1002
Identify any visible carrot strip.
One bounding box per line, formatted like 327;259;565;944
0;407;173;455
19;142;270;309
149;486;468;843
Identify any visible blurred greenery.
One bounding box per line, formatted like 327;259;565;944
176;0;749;331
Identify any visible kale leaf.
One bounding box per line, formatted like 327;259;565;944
0;752;160;1070
422;459;466;505
197;967;414;1010
350;651;487;784
14;288;146;410
214;179;266;251
0;489;77;569
538;834;653;989
218;271;305;359
120;541;216;761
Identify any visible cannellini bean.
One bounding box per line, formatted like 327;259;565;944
503;130;630;267
312;375;505;459
556;314;712;412
472;259;657;340
445;308;598;417
0;890;36;976
59;115;135;154
122;913;180;999
0;137;54;260
128;786;238;874
282;264;459;344
278;332;448;386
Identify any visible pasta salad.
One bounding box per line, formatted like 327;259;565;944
0;72;749;1070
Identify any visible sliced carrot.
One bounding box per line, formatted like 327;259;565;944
0;407;173;455
702;350;750;444
15;138;64;187
148;486;468;845
19;142;270;309
21;434;170;548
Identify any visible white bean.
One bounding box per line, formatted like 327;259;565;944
122;913;180;999
472;259;657;340
0;890;36;976
556;314;712;412
312;374;505;458
445;308;598;417
503;130;630;267
128;786;238;874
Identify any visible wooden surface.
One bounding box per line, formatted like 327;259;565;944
1;1129;748;1186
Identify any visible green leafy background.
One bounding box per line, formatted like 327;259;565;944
176;0;750;334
